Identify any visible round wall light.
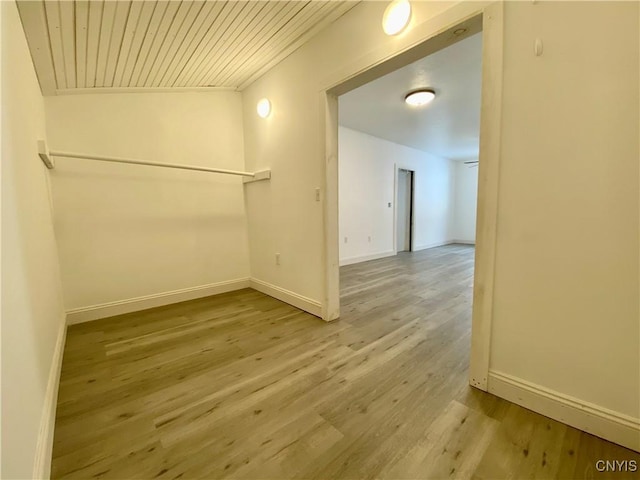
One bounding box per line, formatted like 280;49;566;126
404;89;436;106
257;98;271;118
382;0;412;36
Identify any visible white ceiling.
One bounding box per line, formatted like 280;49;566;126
339;32;482;162
16;0;357;95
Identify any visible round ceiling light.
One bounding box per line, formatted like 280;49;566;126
404;89;436;106
382;0;412;36
257;98;271;118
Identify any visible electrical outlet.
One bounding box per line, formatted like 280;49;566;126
315;188;320;202
344;237;348;243
388;202;392;208
368;236;371;243
275;253;280;265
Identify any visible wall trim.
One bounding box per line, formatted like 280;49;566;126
340;243;475;267
32;319;67;479
413;240;454;251
451;239;476;245
468;2;504;391
339;250;396;266
250;278;322;319
66;278;250;324
65;277;323;325
488;370;640;452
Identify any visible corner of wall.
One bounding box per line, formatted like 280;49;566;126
32;319;67;480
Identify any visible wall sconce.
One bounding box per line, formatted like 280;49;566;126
257;98;271;118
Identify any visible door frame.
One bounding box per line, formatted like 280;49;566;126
321;2;504;391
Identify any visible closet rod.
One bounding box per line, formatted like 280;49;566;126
49;151;255;177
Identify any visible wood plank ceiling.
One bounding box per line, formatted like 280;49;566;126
16;1;358;95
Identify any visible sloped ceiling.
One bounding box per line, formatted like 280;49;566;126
17;0;358;95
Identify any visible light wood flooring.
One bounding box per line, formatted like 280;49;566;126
52;245;640;479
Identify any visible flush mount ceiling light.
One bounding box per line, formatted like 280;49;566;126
382;0;412;36
404;89;436;106
256;98;271;118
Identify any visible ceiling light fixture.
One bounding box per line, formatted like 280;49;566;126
404;89;436;106
257;98;271;118
382;0;412;36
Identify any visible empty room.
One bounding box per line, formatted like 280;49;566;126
2;1;639;480
338;31;481;351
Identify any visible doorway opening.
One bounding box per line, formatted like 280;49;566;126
324;5;503;390
335;29;482;389
396;168;414;253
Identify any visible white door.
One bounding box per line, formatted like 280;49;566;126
397;169;412;252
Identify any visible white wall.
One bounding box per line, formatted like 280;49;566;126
452;161;478;243
242;0;639;447
1;1;67;477
490;1;639;422
339;127;395;264
338;126;454;265
44;93;250;312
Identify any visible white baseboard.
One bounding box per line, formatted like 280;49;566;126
488;370;640;452
249;278;322;318
451;239;476;245
65;277;323;325
66;278;251;324
413;240;454;251
33;319;67;479
340;243;475;264
339;250;396;266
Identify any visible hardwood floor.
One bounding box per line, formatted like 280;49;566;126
51;245;640;479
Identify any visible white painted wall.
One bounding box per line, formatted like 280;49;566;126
452;161;478;243
338;127;395;264
242;0;639;446
44;93;250;311
338;126;454;265
490;1;639;422
1;1;66;477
